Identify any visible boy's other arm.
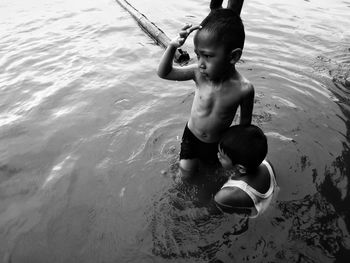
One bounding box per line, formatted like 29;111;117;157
239;83;254;125
228;0;244;15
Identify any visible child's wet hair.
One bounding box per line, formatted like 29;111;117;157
200;8;245;50
219;125;267;170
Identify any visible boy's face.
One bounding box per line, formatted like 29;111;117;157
193;29;232;81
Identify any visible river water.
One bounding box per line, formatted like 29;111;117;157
0;0;349;262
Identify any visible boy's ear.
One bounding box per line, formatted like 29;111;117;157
230;48;242;64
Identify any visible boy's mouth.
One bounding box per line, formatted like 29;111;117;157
199;69;208;76
201;72;209;79
202;72;211;80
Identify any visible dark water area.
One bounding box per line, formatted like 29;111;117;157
0;0;350;262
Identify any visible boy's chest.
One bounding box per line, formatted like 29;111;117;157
195;84;241;109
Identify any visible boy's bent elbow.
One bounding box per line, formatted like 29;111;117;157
157;69;167;79
157;65;170;79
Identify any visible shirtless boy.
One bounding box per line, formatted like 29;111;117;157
157;1;254;179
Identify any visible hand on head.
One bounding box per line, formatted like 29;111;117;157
170;24;201;48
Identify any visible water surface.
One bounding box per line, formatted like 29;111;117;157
0;0;350;262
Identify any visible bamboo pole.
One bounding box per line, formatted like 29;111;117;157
115;0;190;64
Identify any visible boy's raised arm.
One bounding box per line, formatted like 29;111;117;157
157;24;200;81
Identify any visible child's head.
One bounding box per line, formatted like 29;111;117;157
193;9;245;81
218;125;267;171
199;8;245;52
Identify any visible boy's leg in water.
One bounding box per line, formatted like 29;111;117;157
179;124;200;180
179;158;199;180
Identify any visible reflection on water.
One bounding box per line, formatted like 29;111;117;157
278;193;347;261
0;0;350;262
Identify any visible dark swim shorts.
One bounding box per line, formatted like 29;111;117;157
180;124;219;164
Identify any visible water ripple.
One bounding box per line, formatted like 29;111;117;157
0;0;350;262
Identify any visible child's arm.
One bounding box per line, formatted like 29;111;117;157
214;187;253;215
239;83;254;125
157;24;200;81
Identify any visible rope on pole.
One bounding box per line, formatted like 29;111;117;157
115;0;190;64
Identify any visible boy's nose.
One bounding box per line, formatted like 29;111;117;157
198;60;205;69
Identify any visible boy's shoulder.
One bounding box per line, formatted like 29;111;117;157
239;75;254;93
225;71;254;93
223;74;254;102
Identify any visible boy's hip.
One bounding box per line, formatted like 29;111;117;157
180;124;219;163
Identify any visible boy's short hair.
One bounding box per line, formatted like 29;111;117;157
219;125;267;170
200;8;245;50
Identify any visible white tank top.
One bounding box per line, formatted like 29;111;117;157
220;160;277;217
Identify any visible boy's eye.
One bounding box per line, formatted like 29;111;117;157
195;53;212;60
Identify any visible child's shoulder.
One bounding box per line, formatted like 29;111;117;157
240;75;254;92
229;71;254;93
233;76;254;101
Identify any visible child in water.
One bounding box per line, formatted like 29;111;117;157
157;1;254;180
214;124;277;217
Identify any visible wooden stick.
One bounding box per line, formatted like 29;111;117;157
115;0;190;64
